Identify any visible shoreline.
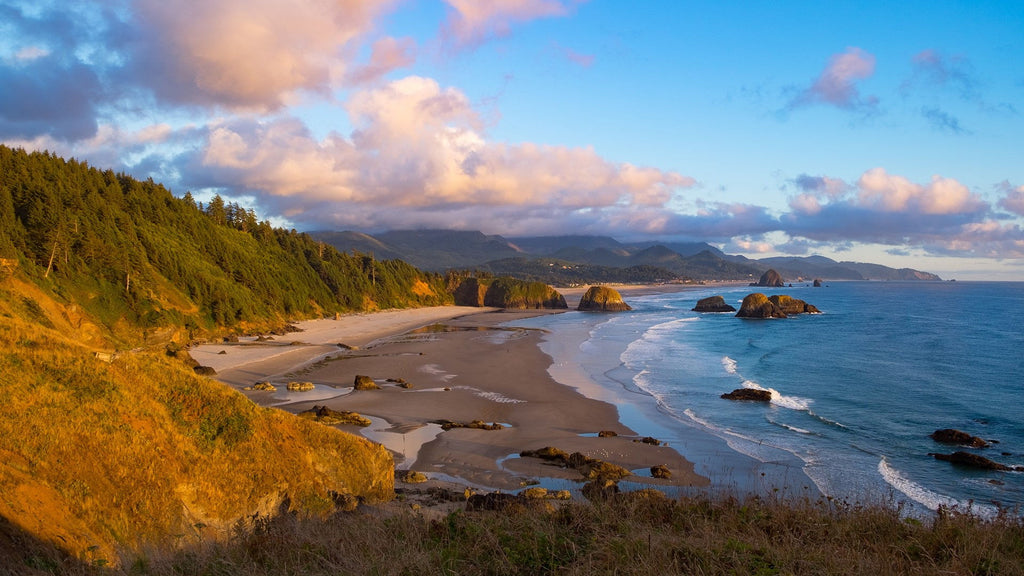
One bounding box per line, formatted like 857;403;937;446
191;281;811;502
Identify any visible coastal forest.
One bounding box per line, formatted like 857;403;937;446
0;145;451;346
0;146;1020;574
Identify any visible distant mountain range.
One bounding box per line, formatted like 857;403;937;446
310;229;942;285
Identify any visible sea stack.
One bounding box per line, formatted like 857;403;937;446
752;269;785;287
735;293;787;318
577;286;632;312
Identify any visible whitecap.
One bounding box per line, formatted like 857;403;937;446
721;356;738;374
741;380;812;411
877;457;997;518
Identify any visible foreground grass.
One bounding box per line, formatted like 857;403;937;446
17;491;1023;575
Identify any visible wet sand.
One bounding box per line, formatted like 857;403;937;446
193;305;709;492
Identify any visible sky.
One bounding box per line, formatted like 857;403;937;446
1;1;1023;279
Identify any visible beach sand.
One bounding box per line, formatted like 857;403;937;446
192;302;710;494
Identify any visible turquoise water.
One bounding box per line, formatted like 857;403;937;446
516;282;1024;515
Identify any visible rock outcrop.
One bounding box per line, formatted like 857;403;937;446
520;446;631;481
768;295;821;315
752;269;785;287
650;464;672;479
436;419;503;431
577;286;632;312
735;293;787;318
286;381;315;391
692;295;736;313
813;278;823;287
930;429;990;448
929;451;1022;471
243;381;277;391
353;375;379;390
452;276;568;309
721;388;772;402
298;405;372;427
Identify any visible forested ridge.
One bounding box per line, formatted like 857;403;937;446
0;145;450;345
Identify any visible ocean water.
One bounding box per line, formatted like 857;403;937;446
515;282;1024;516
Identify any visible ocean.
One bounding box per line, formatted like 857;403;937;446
514;281;1024;516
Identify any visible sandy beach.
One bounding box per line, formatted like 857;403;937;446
192;298;711;493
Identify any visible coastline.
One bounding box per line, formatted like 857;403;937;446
191;281;814;501
192;298;710;495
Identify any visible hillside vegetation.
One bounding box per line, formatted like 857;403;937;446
0;145;450;347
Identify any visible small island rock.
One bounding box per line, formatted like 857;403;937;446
577;286;632;312
735;293;787;318
768;294;821;315
692;295;737;313
813;278;823;287
721;388;773;402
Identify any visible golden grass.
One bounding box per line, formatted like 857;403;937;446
0;285;393;568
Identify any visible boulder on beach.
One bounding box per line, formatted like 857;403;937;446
930;429;990;448
243;381;277;391
752;269;785;287
692;295;737;313
298;405;371;426
353;374;379;390
650;464;672;479
929;451;1022;471
721;388;773;402
735;293;787;318
768;294;821;315
286;381;315;391
577;286;632;312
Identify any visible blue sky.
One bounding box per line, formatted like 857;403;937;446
2;1;1023;279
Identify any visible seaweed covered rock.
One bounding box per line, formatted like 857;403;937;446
577;286;632;312
768;295;821;315
735;293;787;318
753;269;785;287
692;295;737;313
722;388;773;402
930;429;990;448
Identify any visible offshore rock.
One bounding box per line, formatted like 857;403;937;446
930;429;990;448
577;286;632;312
735;293;787;318
813;278;823;287
752;269;785;287
768;294;821;315
929;451;1022;471
721;388;772;402
692;295;737;313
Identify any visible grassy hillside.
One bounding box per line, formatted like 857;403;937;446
0;283;393;568
0;145;451;347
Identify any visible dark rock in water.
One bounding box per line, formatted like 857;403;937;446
930;429;989;448
813;278;823;287
436;419;503;431
751;269;785;287
768;294;821;315
635;436;662;446
692;295;736;313
353;374;379;390
721;388;772;402
578;286;632;311
929;451;1022;471
650;464;672;479
193;365;217;376
735;293;787;318
598;430;618;438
